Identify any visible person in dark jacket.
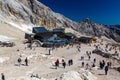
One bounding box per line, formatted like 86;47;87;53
18;57;22;67
25;57;28;66
55;61;57;69
102;60;105;68
104;65;109;75
82;62;84;67
1;73;5;80
93;58;96;63
99;61;103;69
70;59;73;65
68;60;71;66
92;63;95;67
62;61;66;68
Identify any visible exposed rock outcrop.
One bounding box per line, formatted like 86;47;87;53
0;0;78;32
0;0;119;42
78;18;120;42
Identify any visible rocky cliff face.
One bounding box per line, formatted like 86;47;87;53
0;0;78;32
0;0;119;42
78;18;110;37
78;18;120;42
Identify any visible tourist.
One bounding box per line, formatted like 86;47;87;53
88;55;91;60
62;59;64;64
93;58;96;63
68;60;71;66
18;57;22;67
102;60;105;68
107;62;110;67
92;63;95;67
109;61;112;68
55;61;58;69
49;48;52;55
107;61;112;68
82;62;84;67
62;61;66;68
56;59;59;67
17;49;19;52
81;56;84;61
104;65;109;75
89;52;92;55
1;73;5;80
99;61;103;69
86;51;88;55
68;59;73;66
25;57;28;66
70;59;73;65
78;47;80;52
86;63;89;70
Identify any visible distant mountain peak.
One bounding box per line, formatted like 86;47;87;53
81;18;92;23
83;18;91;21
0;0;120;42
77;18;120;42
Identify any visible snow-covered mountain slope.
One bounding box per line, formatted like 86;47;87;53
0;0;119;42
0;0;78;32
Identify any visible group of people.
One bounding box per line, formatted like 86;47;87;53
80;49;111;75
95;42;120;57
18;57;28;67
17;49;29;67
5;40;118;80
86;51;92;60
68;59;73;66
54;59;73;69
95;41;120;75
99;60;111;75
99;60;106;69
81;58;96;70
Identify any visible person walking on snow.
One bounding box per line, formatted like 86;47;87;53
25;57;28;66
62;61;66;68
18;57;22;67
1;73;5;80
104;65;109;75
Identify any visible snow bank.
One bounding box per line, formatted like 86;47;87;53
10;69;97;80
60;71;83;80
8;22;33;33
78;69;97;80
0;57;9;63
59;69;97;80
0;35;15;42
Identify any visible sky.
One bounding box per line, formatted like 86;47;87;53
39;0;120;25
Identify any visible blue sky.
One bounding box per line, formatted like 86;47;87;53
39;0;120;24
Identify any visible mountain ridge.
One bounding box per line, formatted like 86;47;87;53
0;0;78;32
105;25;120;35
77;18;120;42
0;0;120;42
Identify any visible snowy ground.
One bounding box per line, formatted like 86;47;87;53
0;35;16;42
0;23;120;80
0;39;120;80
